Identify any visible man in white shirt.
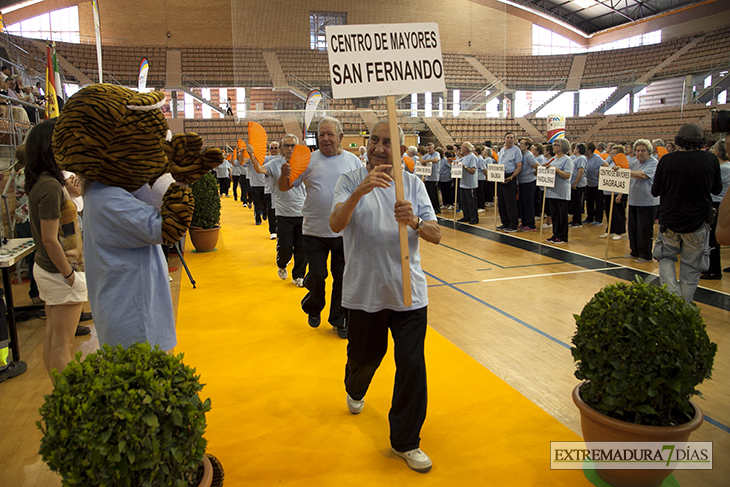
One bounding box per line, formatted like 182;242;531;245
280;117;360;338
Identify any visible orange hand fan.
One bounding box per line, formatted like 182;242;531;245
237;138;245;150
599;152;609;160
288;145;312;184
247;121;268;165
656;146;668;160
225;153;232;161
612;152;629;169
403;155;415;172
492;151;499;162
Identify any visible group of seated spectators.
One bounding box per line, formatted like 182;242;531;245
0;64;46;141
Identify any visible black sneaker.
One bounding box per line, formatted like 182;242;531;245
80;311;93;322
0;361;27;383
308;314;321;328
336;326;348;339
75;325;91;336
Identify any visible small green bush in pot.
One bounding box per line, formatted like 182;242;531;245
190;172;221;229
571;277;716;427
37;342;212;487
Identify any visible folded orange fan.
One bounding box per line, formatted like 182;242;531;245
599;152;609;160
237;138;245;150
247;121;267;165
403;155;415;172
612;152;629;169
288;145;311;184
656;146;668;159
492;151;499;162
225;153;232;161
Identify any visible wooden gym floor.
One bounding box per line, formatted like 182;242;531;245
1;196;727;486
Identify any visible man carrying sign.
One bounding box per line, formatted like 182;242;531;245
330;121;440;473
280;117;360;338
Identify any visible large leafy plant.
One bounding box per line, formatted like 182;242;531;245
571;277;716;427
37;343;211;487
190;172;221;229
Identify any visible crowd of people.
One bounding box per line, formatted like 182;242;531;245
402;126;729;302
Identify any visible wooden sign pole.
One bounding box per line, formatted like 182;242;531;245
540;189;547;244
604;192;615;263
386;96;412;307
493;181;498;231
453;175;460;224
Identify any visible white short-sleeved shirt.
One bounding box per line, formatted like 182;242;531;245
546;155;573;201
572;155;588;188
265;156;306;217
421;152;440;182
629;156;660;207
459;152;478;189
214;160;231;178
292;149;361;238
333;167;436;312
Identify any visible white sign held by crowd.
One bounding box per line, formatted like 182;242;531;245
451;163;463;179
325;23;446;99
598;167;630;194
414;163;432;176
487;164;505;183
537;166;556;188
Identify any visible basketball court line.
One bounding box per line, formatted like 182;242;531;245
424;267;730;435
437;219;730;311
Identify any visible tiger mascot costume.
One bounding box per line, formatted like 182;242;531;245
52;83;222;351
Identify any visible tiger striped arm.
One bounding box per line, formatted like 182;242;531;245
160;184;194;245
165;133;224;186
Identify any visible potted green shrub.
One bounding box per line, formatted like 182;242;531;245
189;171;221;252
37;342;218;487
571;277;717;487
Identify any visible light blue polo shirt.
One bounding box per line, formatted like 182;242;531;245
292;149;361;238
333;167;436;312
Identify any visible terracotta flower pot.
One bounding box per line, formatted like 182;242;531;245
572;382;703;487
189;226;220;252
198;454;213;487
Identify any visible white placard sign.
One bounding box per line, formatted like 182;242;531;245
598;167;631;194
451;163;463;179
414;163;432;176
536;166;556;188
325;23;446;99
487;164;505;182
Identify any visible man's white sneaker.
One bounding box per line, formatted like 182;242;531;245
612;234;623;240
346;394;364;414
293;277;304;287
270;233;277;240
277;268;287;280
392;447;432;473
599;232;608;238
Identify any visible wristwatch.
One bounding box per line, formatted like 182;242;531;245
415;217;424;231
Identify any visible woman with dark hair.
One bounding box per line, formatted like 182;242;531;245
25;119;88;380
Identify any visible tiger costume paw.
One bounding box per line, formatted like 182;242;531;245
164;133;223;186
160;184;194;245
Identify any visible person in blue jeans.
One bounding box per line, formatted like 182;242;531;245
652;124;722;302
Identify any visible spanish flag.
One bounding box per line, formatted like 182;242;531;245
45;46;59;119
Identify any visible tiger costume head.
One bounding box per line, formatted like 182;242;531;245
53;83;170;192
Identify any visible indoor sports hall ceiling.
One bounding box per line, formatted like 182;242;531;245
0;0;707;36
508;0;704;34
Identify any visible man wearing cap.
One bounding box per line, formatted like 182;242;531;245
652;123;722;303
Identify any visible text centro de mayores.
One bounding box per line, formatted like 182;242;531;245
330;30;443;85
